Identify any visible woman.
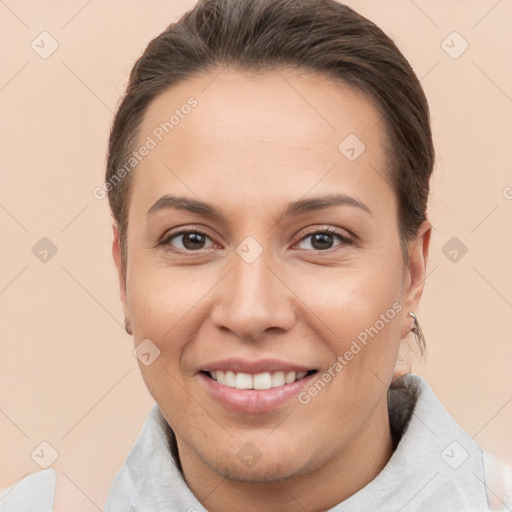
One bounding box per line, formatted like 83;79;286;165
1;0;510;510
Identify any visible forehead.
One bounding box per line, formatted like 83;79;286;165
130;68;393;218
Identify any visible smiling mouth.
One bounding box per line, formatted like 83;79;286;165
202;370;317;390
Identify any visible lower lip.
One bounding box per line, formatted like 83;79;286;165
199;372;316;413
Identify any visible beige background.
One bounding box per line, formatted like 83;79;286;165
1;0;511;509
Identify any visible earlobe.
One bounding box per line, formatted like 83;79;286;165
124;318;133;335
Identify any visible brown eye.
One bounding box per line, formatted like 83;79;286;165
296;229;353;251
163;230;213;251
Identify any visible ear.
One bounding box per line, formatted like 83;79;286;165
112;224;130;328
401;220;432;338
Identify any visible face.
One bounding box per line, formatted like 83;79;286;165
113;68;430;484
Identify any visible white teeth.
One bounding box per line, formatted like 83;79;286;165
271;371;285;387
285;371;296;384
253;372;272;390
208;370;311;389
225;370;236;387
235;372;253;389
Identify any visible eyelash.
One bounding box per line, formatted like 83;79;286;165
159;227;354;255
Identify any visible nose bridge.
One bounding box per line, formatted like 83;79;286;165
211;242;295;340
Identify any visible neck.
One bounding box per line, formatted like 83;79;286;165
174;398;394;512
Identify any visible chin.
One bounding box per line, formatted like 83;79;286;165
200;443;314;483
209;460;303;484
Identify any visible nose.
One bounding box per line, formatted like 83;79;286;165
210;247;296;342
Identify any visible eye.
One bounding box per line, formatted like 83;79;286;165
160;227;354;254
295;228;353;251
161;230;215;252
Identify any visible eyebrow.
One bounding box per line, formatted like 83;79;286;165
147;193;372;219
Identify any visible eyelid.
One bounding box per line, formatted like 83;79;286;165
298;225;353;242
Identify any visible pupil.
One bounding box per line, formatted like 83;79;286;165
312;233;333;250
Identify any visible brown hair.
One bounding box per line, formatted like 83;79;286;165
106;0;434;272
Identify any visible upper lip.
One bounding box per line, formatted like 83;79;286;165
199;358;314;374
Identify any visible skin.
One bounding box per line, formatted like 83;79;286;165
111;68;431;512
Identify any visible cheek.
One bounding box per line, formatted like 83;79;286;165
126;263;216;341
292;260;404;399
294;257;404;341
125;266;206;419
